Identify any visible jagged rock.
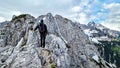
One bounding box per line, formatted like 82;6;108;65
80;21;120;41
0;13;116;68
3;37;42;68
80;21;120;67
7;14;35;46
45;34;70;68
0;40;6;47
12;15;16;20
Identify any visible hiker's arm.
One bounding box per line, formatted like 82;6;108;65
34;25;39;31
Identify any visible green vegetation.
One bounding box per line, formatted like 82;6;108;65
112;46;120;56
49;58;53;64
48;58;56;68
117;35;120;41
99;40;120;68
21;42;26;46
51;63;56;68
117;38;120;42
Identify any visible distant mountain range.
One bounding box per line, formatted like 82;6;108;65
0;21;9;29
78;21;120;68
79;21;120;43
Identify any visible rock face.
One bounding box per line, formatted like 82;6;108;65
80;21;120;41
0;13;115;68
0;21;9;47
79;21;120;68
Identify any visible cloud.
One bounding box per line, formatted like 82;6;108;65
0;0;120;31
11;11;22;16
69;0;120;31
0;9;23;20
101;22;120;31
69;12;90;24
69;6;89;24
0;17;5;22
0;0;74;21
71;6;82;12
69;0;101;24
103;3;120;9
0;0;101;24
101;3;120;31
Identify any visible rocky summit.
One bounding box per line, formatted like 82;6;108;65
0;13;116;68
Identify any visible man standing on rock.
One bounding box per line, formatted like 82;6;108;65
34;19;48;48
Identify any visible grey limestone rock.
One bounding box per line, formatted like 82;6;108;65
0;13;115;68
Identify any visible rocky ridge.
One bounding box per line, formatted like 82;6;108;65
0;13;115;68
80;21;120;42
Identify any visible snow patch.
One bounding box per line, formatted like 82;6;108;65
83;29;91;36
92;55;99;63
91;38;100;44
100;36;108;39
90;30;98;33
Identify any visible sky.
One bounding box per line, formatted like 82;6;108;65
0;0;120;31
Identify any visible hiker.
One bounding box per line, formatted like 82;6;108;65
34;19;48;48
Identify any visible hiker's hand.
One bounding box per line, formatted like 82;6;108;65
30;27;33;31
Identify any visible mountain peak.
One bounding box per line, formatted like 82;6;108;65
0;13;115;68
46;13;52;16
87;21;96;26
11;14;35;22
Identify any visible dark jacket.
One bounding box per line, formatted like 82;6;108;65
34;22;48;35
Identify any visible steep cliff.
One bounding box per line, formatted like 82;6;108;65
0;13;115;68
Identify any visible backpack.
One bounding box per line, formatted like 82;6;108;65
39;23;45;32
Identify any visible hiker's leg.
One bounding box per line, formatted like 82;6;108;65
43;34;46;48
40;34;43;47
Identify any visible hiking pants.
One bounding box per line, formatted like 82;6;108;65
40;33;46;48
